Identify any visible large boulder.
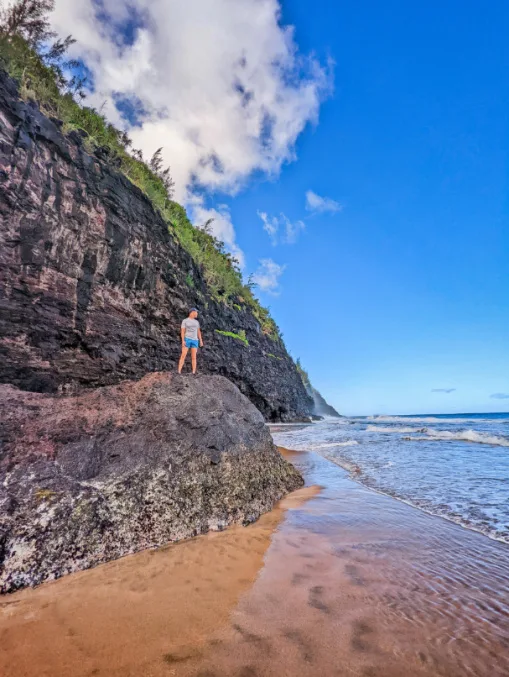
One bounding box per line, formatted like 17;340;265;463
0;372;303;593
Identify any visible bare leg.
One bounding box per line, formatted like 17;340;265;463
178;346;189;373
190;347;198;374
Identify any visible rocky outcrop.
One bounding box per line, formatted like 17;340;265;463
0;372;304;593
310;387;341;418
0;70;313;422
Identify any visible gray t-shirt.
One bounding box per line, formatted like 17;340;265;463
181;317;200;340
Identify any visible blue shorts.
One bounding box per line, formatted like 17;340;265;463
185;338;199;349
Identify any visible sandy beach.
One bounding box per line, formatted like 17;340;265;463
1;448;509;677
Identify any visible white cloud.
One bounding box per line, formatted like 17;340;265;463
305;190;342;214
50;0;330;269
259;211;279;243
258;211;305;244
251;258;286;294
283;216;306;244
50;0;330;205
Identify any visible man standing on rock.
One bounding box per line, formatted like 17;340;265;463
178;308;204;374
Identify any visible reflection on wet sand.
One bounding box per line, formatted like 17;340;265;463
2;448;509;677
181;449;509;677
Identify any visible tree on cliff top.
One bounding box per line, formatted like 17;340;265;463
0;0;55;47
0;0;84;95
295;358;311;390
149;148;176;200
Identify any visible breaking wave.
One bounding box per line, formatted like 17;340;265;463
366;425;427;434
403;429;509;447
366;415;500;424
307;441;359;450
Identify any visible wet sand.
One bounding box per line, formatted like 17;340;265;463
2;448;509;676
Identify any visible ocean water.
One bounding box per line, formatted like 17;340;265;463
271;412;509;543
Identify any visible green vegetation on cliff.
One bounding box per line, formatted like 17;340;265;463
295;358;311;390
215;329;249;347
0;6;279;339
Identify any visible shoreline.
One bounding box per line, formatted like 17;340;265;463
273;422;509;546
318;449;509;546
1;447;509;676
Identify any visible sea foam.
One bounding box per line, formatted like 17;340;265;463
307;441;359;449
366;415;495;424
404;429;509;447
366;425;426;434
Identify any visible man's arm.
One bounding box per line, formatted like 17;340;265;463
198;328;204;347
181;326;186;346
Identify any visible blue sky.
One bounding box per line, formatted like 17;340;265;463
55;0;508;415
223;0;509;415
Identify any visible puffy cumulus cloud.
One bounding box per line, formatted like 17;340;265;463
50;0;330;271
258;211;305;245
305;190;342;214
251;258;286;294
50;0;331;205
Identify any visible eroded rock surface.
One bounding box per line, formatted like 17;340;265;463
0;372;303;593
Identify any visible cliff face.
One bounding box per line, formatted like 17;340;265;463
0;71;313;421
309;387;341;418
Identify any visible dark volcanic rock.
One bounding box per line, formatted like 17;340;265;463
310;387;341;418
0;372;304;593
0;70;313;422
